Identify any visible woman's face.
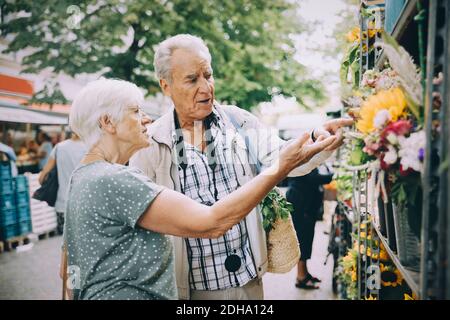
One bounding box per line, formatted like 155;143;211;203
115;106;150;152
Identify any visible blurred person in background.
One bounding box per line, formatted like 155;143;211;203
39;132;87;234
16;140;40;174
0;141;18;176
286;167;333;290
36;132;53;170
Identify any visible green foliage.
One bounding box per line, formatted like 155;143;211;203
260;188;293;233
28;81;68;108
349;138;373;166
336;172;353;202
1;0;325;109
340;43;360;89
390;171;421;207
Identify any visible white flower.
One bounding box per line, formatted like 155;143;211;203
386;132;399;145
384;145;398;165
373;109;391;129
375;74;400;91
398;131;426;173
347;96;363;108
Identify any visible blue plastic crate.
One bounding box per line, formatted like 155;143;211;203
0;161;12;180
0;178;14;195
0;193;16;211
15;191;30;207
16;205;31;222
0;224;18;240
0;208;17;226
16;220;31;236
14;176;29;193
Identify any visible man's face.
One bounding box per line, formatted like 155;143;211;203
160;48;215;122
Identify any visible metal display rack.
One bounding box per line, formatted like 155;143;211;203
336;0;450;300
421;0;450;300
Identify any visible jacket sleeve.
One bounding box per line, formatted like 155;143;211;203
226;105;334;177
129;144;157;181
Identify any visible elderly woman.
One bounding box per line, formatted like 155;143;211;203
62;78;337;300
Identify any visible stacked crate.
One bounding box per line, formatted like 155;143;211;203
14;176;32;236
0;161;32;240
26;174;57;235
0;161;17;240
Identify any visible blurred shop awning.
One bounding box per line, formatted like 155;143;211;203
0;100;68;125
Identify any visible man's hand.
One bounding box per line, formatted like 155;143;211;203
323;118;354;134
278;133;337;175
314;118;354;151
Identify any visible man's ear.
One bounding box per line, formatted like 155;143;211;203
160;78;171;97
98;114;116;134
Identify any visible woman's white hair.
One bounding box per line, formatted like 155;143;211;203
69;78;144;149
154;34;212;82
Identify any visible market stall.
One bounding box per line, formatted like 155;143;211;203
0;100;68;248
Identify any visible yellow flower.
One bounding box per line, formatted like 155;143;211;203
346;23;381;44
368;20;382;38
379;249;389;262
351;270;357;282
365;295;377;300
404;293;415;300
368;29;378;38
346;27;360;43
362;44;368;53
380;263;404;287
356;87;407;134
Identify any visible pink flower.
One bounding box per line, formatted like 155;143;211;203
381;120;412;139
399;165;414;177
380;153;391;170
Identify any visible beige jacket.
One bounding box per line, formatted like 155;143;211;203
130;103;333;299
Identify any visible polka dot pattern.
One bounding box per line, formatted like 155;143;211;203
63;161;177;300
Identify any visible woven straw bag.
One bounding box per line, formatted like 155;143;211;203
267;214;301;273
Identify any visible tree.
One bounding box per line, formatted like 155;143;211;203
1;0;325;109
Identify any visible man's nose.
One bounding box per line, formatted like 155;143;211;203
198;77;211;93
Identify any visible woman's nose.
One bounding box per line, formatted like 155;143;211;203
141;112;153;126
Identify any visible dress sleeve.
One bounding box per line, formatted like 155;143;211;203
103;167;164;228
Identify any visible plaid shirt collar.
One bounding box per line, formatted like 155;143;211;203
171;106;224;151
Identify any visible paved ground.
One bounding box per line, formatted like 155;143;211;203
0;235;62;300
0;203;337;300
263;204;336;300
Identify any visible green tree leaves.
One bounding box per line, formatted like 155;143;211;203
2;0;325;109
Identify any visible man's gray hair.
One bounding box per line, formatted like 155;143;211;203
153;34;212;82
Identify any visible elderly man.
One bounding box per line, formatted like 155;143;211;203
130;34;352;300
